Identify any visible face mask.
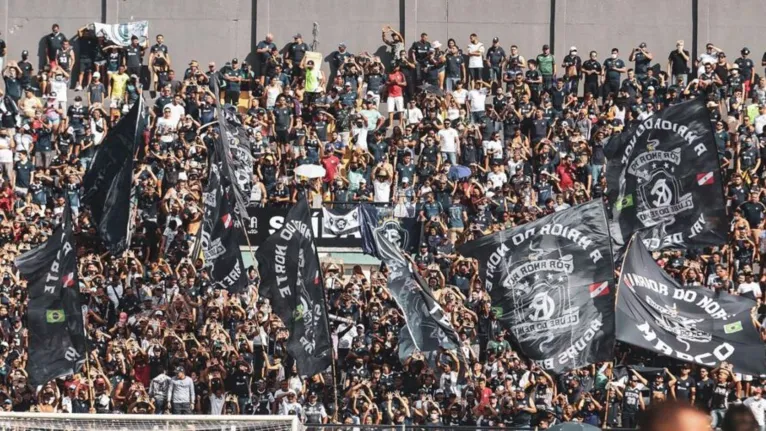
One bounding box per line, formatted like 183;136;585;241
430;414;439;420
611;54;618;59
74;102;82;108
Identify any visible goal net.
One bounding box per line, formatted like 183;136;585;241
0;413;301;431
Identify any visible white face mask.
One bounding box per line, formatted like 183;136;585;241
611;54;618;59
74;102;82;108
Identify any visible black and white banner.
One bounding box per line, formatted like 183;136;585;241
90;21;149;46
322;207;360;236
458;200;616;372
617;237;766;376
373;228;463;363
607;99;727;251
16;204;84;386
196;150;247;293
256;199;332;377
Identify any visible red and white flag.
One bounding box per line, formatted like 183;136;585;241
62;272;75;287
697;172;714;186
221;214;233;229
589;281;610;298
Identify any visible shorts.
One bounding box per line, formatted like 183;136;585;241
80;58;93;72
387;96;404;113
127;66;141;78
275;129;289;144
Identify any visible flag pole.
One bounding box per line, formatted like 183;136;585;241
305;196;340;421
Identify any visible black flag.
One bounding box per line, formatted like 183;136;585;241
256;199;332;377
16;203;84;386
358;204;379;256
458;200;616;373
616;236;766;376
210;81;250;216
372;228;464;363
197;150;247;293
608;99;727;250
82;98;146;254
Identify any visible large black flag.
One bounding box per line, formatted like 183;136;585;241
617;236;766;376
256;199;332;377
82;98;146;254
608;99;727;250
459;200;616;372
16;203;84;386
197;150;247;293
209;81;250;217
372;228;464;363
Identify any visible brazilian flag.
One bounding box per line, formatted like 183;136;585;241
615;194;634;211
46;309;65;324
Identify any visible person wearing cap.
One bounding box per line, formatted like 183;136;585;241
1;61;23;103
84;68;107;107
287;33;309;75
223;58;245;106
465;33;485;84
331;42;354;71
16;50;33;89
630;42;653;84
536;44;556;90
603;48;626;100
167;366;195;414
301;57;324;107
561;46;582;95
667;40;690;88
733;47;755;97
486;37;505;86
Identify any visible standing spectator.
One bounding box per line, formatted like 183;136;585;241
536;44;556;90
668;40;690;87
124;35;146;79
562;46;582;95
255;33;276;84
603;48;627;99
45;24;67;67
630;42;653;84
485;37;505;86
167;366;195;415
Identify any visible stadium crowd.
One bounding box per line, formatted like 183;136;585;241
0;22;765;430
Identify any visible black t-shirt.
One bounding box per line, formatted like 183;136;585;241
79;36;98;60
411;41;433;64
675;376;696;401
125;45;142;68
0;38;5;57
256;40;277;63
288;42;309;63
740;201;765;227
633;51;651;75
735;57;755;80
273;107;292;131
487;46;505;67
710;383;730;409
67;105;88;129
668;50;690;75
46;32;67;59
17;61;33;86
446;53;464;78
14;160;33;188
603;57;625;81
696;378;714;406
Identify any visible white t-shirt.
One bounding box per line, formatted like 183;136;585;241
487;171;508;189
0;138;11;164
373;180;392;203
468;89;487;112
406;107;423;125
467;43;485;68
483;139;502;159
168;103;185;126
738;281;762;299
438;127;459;153
507;159;524;176
746;397;766;425
452;88;468;105
755;114;766;135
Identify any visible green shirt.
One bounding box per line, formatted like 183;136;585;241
536;54;555;75
225;68;245;92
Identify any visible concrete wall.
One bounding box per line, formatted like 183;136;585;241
3;0;766;77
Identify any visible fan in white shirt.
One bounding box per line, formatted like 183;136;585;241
487;165;508;189
438;124;459;154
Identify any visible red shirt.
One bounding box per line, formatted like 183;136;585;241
556;163;575;190
321;155;340;183
387;71;405;98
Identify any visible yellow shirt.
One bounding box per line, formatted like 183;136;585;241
110;73;129;99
